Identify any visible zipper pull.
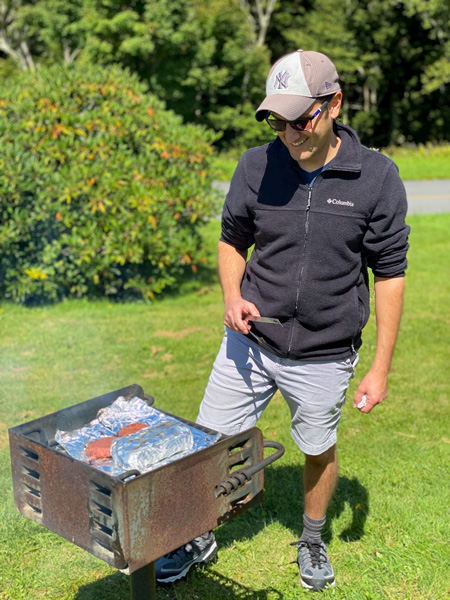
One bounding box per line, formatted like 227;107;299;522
307;187;312;209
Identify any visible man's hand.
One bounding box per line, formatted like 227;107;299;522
224;298;260;334
353;368;388;413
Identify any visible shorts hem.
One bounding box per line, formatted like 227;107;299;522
196;417;244;437
291;429;337;456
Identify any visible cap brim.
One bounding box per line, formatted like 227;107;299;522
255;95;316;122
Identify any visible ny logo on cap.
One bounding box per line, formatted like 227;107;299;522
274;70;290;90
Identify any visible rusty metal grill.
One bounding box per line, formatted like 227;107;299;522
9;383;284;599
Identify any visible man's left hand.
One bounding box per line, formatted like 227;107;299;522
353;369;388;413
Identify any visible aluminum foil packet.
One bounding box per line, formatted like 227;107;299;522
55;395;220;477
55;421;112;463
111;420;194;472
97;396;165;435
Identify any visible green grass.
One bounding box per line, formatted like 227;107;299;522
1;215;450;599
213;144;450;181
384;144;450;181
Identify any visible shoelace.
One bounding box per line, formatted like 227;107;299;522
165;542;194;559
164;535;211;561
291;539;327;568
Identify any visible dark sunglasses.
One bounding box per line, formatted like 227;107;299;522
266;100;330;132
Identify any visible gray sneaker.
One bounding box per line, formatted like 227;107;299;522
294;538;335;591
155;532;218;583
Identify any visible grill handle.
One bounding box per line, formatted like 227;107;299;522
116;469;141;482
215;440;285;497
143;394;154;406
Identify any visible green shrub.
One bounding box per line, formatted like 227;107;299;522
0;64;220;303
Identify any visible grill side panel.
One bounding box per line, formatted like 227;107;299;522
120;428;264;573
9;431;127;570
9;386;266;575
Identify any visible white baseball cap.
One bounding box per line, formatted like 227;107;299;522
255;49;341;121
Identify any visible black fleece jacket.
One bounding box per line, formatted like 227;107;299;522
220;122;410;361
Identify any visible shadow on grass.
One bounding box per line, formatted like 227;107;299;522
196;568;284;599
162;262;219;300
72;465;367;600
73;566;284;600
215;464;369;548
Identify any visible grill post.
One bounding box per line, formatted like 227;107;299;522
129;561;156;600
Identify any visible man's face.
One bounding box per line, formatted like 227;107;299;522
273;92;342;172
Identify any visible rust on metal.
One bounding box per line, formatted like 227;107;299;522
120;428;263;572
9;385;265;575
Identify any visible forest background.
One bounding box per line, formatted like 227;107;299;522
1;0;449;153
1;0;449;304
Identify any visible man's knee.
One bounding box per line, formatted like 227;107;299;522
304;444;337;468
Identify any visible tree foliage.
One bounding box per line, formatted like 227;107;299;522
267;0;450;147
0;0;448;148
0;63;219;303
0;0;271;151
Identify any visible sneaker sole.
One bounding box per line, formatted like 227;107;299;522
300;577;336;591
156;541;218;583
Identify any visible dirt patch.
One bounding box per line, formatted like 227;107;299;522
20;410;40;420
154;327;204;339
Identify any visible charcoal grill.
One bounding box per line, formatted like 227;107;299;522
9;383;284;599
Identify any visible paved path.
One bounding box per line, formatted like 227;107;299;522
403;180;450;215
213;179;450;215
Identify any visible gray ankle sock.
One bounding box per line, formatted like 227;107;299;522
300;512;326;541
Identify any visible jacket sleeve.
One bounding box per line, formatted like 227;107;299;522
220;153;256;251
363;162;410;277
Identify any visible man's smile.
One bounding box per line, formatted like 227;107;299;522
291;137;309;147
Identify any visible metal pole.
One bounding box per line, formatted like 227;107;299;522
130;561;157;600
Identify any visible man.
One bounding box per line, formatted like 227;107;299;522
156;49;409;591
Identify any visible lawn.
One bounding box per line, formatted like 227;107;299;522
1;214;449;599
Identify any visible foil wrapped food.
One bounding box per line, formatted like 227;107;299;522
55;396;220;477
111;420;193;472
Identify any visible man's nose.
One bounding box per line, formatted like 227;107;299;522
284;123;304;141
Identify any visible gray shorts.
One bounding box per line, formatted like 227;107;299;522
197;328;358;456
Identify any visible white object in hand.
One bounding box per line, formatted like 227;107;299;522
357;395;367;409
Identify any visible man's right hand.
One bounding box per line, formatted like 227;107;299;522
224;298;260;334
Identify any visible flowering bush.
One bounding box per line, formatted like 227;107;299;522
0;64;219;303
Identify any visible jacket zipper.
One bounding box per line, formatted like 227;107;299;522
287;185;313;357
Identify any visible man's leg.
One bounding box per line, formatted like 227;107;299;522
294;446;338;590
155;329;279;583
277;355;357;590
196;328;278;435
303;445;338;521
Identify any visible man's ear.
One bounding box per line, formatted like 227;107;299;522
329;91;343;119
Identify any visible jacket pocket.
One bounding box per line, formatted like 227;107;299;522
357;294;367;332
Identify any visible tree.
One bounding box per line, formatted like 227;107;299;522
76;0;271;151
266;0;449;147
403;0;450;94
348;0;449;145
1;0;448;149
240;0;278;48
0;0;37;69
